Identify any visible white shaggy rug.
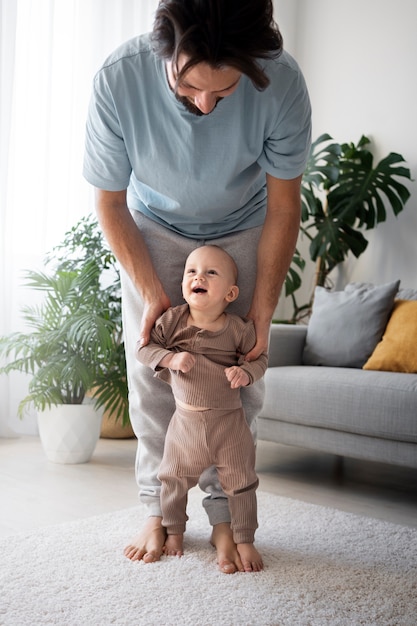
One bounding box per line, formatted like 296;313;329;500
1;489;416;626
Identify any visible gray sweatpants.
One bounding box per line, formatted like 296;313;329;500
121;211;264;526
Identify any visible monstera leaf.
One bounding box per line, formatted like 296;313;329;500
328;137;411;227
284;248;305;297
300;134;411;275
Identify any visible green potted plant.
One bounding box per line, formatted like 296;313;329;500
283;134;412;322
0;214;130;462
45;213;132;437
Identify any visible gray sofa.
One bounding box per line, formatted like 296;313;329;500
258;323;417;468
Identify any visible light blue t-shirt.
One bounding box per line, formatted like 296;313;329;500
83;33;311;239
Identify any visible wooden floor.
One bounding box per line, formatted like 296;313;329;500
1;435;416;538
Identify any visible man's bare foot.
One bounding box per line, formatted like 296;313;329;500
210;522;243;574
124;516;167;562
237;543;264;572
164;533;184;557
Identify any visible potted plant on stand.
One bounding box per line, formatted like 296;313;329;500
0;217;129;463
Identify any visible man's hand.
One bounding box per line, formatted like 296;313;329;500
138;295;171;348
224;365;250;389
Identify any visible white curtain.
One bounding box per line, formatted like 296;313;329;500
0;0;159;435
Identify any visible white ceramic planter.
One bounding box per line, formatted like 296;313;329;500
37;404;103;464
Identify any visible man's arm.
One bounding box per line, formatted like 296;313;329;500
245;173;302;360
95;188;171;344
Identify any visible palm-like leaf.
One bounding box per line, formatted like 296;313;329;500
0;215;128;423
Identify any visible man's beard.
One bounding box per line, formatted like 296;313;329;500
174;92;223;116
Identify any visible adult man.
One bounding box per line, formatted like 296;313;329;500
83;0;311;574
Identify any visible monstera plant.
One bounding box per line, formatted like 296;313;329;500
284;134;412;322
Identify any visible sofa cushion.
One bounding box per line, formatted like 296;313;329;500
363;300;417;373
302;280;400;368
260;365;417;443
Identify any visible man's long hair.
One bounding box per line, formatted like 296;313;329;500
151;0;283;90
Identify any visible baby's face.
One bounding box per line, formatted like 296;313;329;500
182;246;238;310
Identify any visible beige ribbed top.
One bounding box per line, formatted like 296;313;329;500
136;304;268;409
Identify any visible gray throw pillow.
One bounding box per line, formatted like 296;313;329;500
397;287;417;300
302;280;400;368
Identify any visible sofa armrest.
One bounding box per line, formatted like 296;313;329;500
268;323;307;367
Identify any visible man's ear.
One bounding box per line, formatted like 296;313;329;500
226;285;239;303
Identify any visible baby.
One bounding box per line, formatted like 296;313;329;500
136;245;268;572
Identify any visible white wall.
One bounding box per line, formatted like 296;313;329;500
273;0;417;319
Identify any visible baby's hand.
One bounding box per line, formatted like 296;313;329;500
169;352;196;373
224;366;250;389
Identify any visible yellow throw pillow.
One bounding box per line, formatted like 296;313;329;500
363;300;417;373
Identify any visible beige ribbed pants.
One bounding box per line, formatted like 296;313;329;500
158;406;259;544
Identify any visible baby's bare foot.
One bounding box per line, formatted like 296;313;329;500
124;516;167;562
164;533;184;557
237;543;264;572
211;522;243;574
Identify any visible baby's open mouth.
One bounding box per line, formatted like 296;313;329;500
192;287;207;294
